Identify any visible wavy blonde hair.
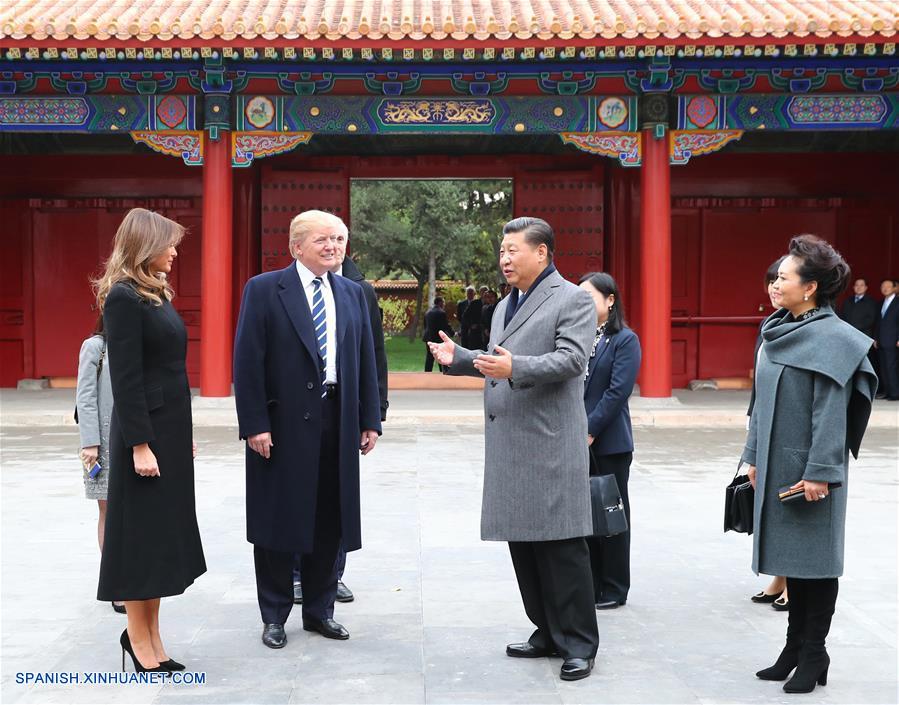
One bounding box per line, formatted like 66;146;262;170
94;208;185;308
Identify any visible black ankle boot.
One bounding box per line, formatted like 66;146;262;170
757;578;805;681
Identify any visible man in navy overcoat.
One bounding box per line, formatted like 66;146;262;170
234;210;382;648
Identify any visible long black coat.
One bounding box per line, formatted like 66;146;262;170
97;283;206;601
233;264;382;554
341;257;389;420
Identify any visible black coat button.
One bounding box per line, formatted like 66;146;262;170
303;412;311;420
489;414;496;421
306;382;314;390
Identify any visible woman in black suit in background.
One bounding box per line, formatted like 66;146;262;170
579;273;642;609
95;208;206;672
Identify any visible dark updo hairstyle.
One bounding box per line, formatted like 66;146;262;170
578;272;626;335
787;234;851;309
765;256;785;288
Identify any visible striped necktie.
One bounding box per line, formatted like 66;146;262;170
311;277;328;397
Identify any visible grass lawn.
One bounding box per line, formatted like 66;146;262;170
384;335;432;372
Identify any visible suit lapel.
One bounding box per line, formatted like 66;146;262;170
587;331;610;381
277;264;319;363
498;275;559;345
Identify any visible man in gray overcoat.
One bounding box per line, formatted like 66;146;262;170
429;217;599;681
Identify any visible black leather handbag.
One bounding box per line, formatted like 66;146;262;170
590;474;629;538
724;469;755;534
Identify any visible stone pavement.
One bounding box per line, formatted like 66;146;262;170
2;388;898;429
1;418;896;704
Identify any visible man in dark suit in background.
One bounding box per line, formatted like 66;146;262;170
480;290;498;348
841;278;878;338
456;286;475;346
234;210;382;649
423;297;454;372
841;277;879;375
462;286;487;349
291;224;390;607
875;278;899;400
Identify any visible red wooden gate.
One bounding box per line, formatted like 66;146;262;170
260;167;350;273
513;167;604;282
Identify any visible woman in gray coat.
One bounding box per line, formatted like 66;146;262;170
743;235;877;694
75;317;124;613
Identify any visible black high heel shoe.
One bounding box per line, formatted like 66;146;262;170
120;629;165;673
159;659;185;671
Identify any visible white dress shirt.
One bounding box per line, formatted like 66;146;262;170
882;293;895;318
295;260;337;384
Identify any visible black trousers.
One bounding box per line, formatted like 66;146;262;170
254;395;342;625
587;451;632;604
293;540;347;584
508;538;599;659
877;344;899;398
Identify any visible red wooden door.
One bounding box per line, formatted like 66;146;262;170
31;204;115;378
670;209;701;387
513;167;604;282
696;206;837;379
261;167;350;273
0;199;33;385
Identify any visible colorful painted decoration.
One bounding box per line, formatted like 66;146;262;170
786;95;888;126
131;131;204;165
378;99;495;125
154;96;189;130
0;97;89;126
684;95;718;129
559;132;642;167
232;132;313;167
670;130;743;165
597;97;628;129
245;96;275;129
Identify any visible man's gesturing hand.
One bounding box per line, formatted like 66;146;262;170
474;345;513;379
427;330;456;367
248;432;273;459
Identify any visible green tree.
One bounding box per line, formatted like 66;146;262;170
351;180;510;339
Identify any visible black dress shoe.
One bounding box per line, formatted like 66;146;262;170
336;581;354;603
595;599;624;610
560;658;594;681
750;590;783;604
112;602;127;614
262;623;286;649
506;642;556;658
303;618;349;640
293;581;303;605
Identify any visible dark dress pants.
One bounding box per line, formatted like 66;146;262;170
254;395;342;625
877;344;899;398
508;537;599;659
587;451;632;604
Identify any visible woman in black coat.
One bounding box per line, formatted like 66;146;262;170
95;208;206;672
579;273;641;609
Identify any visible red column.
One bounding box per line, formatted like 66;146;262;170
200;131;233;396
639;127;672;397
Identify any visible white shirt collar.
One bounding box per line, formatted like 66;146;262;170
886;293;896;304
295;260;330;289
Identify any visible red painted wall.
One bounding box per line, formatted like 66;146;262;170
612;151;899;386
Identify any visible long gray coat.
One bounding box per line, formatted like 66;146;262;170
741;308;877;578
448;268;596;542
75;334;112;500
